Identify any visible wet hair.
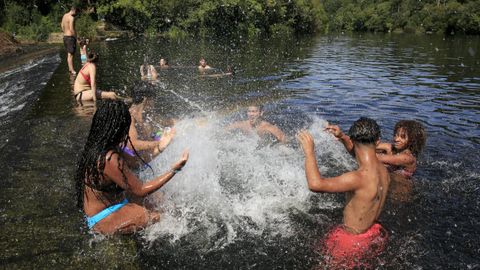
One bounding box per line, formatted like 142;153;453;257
75;101;131;208
87;51;98;63
250;105;264;112
393;120;427;157
348;117;381;145
131;81;156;105
79;38;86;47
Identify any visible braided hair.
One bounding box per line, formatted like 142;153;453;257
75;101;131;208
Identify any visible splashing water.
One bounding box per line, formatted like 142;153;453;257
139;115;355;250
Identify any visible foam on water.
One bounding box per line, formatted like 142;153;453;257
140;114;355;249
0;55;60;118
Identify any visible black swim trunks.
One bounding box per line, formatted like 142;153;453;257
63;36;77;54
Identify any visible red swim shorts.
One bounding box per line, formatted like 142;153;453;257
323;223;388;269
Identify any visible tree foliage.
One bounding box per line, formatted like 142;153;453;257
1;0;479;39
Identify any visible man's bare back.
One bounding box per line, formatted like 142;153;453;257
61;12;76;36
342;157;390;233
298;118;390;233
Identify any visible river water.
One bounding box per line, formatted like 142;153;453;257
0;33;479;269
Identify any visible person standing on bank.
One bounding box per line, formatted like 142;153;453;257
61;6;79;75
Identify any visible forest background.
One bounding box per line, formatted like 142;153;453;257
0;0;479;42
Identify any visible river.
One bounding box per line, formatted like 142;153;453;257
0;33;479;269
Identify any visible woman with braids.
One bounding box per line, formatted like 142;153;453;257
76;101;188;234
73;51;126;101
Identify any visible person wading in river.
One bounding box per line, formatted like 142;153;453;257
61;6;79;75
298;117;390;269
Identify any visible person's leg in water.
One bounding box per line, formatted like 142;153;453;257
91;202;161;234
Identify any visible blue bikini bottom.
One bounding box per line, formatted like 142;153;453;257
86;199;129;229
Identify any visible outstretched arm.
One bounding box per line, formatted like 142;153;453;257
376;142;393;154
297;130;360;193
325;124;354;153
128;118;174;152
104;150;189;197
266;123;287;143
225;121;246;132
377;152;415;167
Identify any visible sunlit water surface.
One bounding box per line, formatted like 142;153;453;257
0;33;479;269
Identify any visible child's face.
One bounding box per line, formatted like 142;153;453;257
393;128;409;151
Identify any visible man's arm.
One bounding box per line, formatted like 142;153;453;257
265;123;286;143
297;130;361;193
325;124;354;153
225;121;247;132
377;152;415;167
376;142;392;154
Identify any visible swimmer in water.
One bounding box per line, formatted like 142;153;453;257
376;120;427;178
124;81;175;168
159;58;169;69
76;101;188;235
198;57;212;71
199;65;234;78
226;105;286;144
300;117;390;268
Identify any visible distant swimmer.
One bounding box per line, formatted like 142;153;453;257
300;117;390;268
79;37;90;65
226;105;286;144
73;51;125;101
76;101;188;235
140;63;158;81
198;57;212;71
199;65;234;78
159;58;169;69
61;5;79;75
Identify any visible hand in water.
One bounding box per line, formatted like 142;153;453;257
172;150;189;171
296;130;315;155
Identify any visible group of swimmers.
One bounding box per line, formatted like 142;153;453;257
64;5;428;269
76;96;426;268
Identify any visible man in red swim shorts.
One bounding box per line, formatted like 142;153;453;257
297;117;390;269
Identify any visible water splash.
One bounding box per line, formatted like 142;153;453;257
140;115;355;249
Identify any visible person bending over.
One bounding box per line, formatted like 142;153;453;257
226;105;286;144
76;101;188;234
298;117;390;269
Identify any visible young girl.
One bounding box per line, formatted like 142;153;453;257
76;101;188;234
79;38;89;65
376;120;427;177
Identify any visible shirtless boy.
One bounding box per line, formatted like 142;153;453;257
227;105;286;144
61;6;79;74
297;117;390;268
